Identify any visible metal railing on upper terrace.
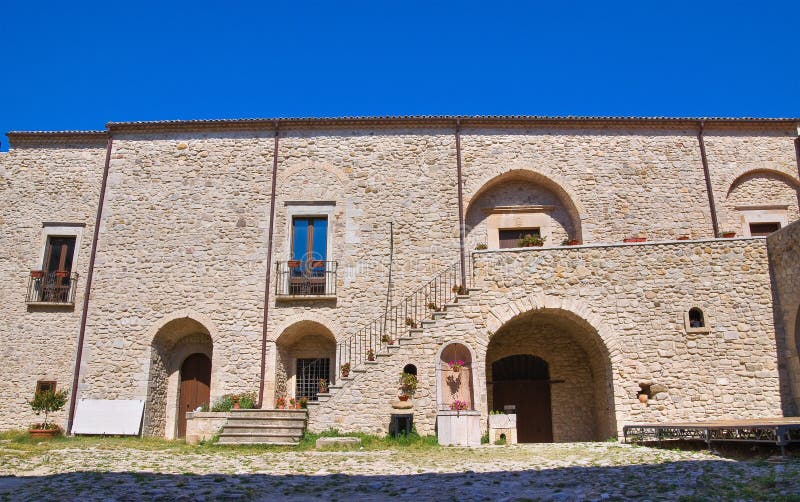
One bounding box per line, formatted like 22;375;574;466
336;260;469;379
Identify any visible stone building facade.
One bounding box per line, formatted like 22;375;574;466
1;116;798;441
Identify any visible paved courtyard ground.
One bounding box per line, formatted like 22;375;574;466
0;434;798;501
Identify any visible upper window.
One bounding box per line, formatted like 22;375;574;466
28;233;79;305
35;380;56;395
292;217;328;263
748;222;781;237
499;228;540;249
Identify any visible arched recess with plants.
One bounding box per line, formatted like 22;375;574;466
436;342;476;411
464;169;583;250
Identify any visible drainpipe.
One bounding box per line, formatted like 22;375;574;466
257;123;280;408
455;119;467;289
697;121;720;238
67;135;113;434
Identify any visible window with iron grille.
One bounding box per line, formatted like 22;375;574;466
296;358;330;401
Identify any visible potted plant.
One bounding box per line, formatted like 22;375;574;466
405;317;417;329
623;237;646;243
518;234;546;247
427;302;441;312
318;378;329;393
275;396;287;409
381;334;394;345
451;285;467;295
398;372;417;401
289;397;301;410
367;349;375;361
299;397;308;409
310;260;325;268
287;259;301;268
561;239;579;246
475;243;488;250
55;270;70;279
30;270;44;279
340;362;351;378
721;231;736;238
28;389;68;438
448;359;465;372
231;394;241;410
449;399;469;415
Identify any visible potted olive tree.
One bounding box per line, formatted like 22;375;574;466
28;389;68;438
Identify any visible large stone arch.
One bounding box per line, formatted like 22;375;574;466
722;168;800;235
484;295;620;442
464;169;584;249
143;313;215;439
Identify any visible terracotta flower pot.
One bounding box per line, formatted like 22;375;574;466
55;271;70;278
287;260;301;268
310;260;325;268
721;232;736;238
638;394;649;404
624;237;646;243
677;236;690;240
30;270;44;279
398;395;409;402
29;427;60;439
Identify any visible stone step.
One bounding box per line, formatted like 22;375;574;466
220;425;304;435
227;409;307;419
225;417;305;427
432;312;447;319
217;433;302;445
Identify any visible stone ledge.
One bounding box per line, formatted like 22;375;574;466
315;436;360;449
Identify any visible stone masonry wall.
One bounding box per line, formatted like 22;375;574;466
1;122;797;436
310;239;783;437
0;138;107;430
767;220;800;415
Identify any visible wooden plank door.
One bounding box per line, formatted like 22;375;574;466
177;353;211;438
493;380;553;442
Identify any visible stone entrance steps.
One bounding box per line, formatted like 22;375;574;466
217;409;307;445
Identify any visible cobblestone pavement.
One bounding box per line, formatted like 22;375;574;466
1;440;798;501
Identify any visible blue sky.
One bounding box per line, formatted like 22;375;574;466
1;1;798;149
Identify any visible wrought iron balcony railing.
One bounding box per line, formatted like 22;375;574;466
26;271;79;304
275;260;337;297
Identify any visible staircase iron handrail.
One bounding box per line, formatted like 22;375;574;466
336;260;469;380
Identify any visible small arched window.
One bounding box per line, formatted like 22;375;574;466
403;364;417;376
688;308;705;328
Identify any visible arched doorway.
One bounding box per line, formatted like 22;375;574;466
275;320;336;404
491;355;552;442
486;308;616;442
177;353;211;438
145;317;213;438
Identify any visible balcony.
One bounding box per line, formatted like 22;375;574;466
275;260;337;299
26;271;79;306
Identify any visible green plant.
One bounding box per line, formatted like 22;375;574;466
29;389;68;430
494;436;507;445
381;334;394;345
340;362;351;377
210;395;234;412
404;317;417;328
238;392;257;409
480;432;490;444
518;233;546;247
475;243;487;250
426;302;440;312
398;372;417;397
299;397;308;409
367;349;375;361
318;378;329;393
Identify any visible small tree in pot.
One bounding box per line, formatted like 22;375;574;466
29;389;68;438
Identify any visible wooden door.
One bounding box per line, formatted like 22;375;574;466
491;354;553;443
494;380;553;442
177;353;211;438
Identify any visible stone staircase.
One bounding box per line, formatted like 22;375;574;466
216;409;307;445
309;287;481;410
